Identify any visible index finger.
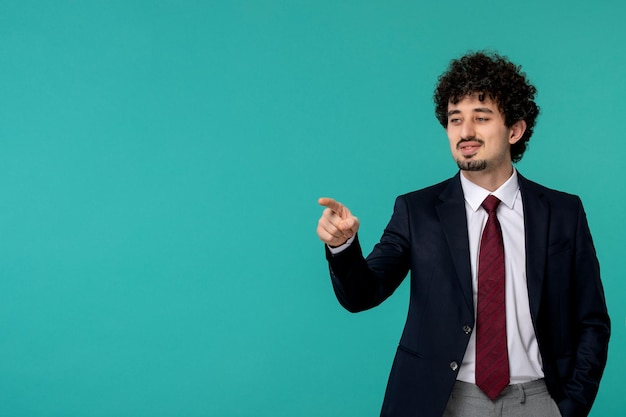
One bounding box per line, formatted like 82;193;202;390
318;197;344;214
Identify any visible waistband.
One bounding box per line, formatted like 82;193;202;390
452;379;548;402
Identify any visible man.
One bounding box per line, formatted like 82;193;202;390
316;52;610;417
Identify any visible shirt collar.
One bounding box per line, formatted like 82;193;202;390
459;168;520;212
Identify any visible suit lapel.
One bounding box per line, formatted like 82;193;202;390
436;173;474;313
518;174;549;322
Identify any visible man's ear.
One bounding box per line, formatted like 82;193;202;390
509;120;527;144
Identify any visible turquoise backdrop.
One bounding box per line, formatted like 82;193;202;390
1;1;624;416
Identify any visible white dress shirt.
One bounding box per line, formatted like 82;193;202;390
457;169;543;384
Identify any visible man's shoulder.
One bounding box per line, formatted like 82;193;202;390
399;175;459;201
518;174;582;204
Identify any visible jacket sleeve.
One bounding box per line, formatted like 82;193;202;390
325;196;411;313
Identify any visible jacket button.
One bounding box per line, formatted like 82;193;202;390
463;325;472;335
450;361;459;371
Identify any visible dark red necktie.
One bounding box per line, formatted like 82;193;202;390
476;195;509;400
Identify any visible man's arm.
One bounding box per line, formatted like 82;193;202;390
557;198;611;417
317;196;410;312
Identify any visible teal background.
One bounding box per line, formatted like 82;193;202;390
0;0;624;415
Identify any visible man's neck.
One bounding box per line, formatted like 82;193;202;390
460;165;515;192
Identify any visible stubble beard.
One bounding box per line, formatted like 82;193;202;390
456;159;487;171
455;138;487;171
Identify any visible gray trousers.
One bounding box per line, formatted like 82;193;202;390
442;379;562;417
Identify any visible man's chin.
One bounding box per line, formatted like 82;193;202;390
457;159;487;171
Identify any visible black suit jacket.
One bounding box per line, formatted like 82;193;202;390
326;173;610;417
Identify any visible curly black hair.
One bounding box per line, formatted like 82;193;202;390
434;51;540;163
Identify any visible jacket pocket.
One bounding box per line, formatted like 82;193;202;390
397;343;424;358
547;240;572;256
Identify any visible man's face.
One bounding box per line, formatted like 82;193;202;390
446;93;524;174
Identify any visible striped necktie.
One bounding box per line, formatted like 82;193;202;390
475;194;509;400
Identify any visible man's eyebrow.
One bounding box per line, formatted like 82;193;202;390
447;107;494;117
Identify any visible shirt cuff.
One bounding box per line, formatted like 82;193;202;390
327;235;355;255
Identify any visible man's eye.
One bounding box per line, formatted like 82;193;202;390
476;117;488;122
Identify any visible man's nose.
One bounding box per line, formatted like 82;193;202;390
461;121;475;138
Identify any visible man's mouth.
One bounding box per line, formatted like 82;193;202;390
457;140;483;156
